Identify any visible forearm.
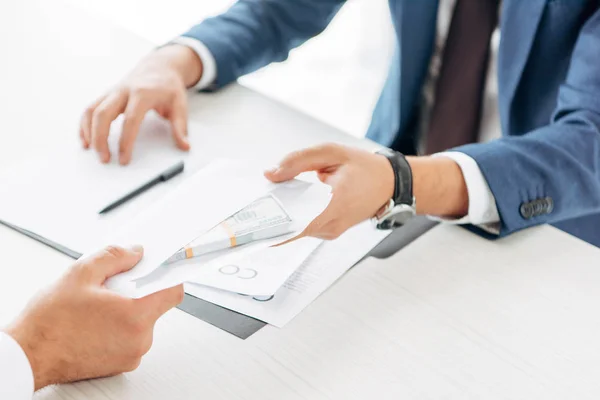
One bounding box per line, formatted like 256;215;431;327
408;156;469;218
181;0;345;88
455;119;600;236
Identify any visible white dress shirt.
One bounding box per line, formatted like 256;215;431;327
170;0;503;234
0;332;34;399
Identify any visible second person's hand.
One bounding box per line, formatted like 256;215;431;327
5;245;184;390
80;44;203;165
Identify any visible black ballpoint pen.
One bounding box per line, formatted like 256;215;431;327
98;161;185;215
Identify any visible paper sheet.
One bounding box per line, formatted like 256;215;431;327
103;160;332;299
184;221;391;327
0;113;192;255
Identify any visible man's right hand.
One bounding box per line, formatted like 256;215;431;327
80;45;203;165
4;246;184;391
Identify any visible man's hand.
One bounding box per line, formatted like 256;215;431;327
4;246;184;391
265;144;395;240
265;143;470;240
80;45;203;165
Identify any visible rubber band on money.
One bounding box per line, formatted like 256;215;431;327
222;221;237;247
185;247;194;259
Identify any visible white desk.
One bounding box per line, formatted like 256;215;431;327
2;1;600;399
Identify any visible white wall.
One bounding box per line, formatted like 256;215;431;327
67;0;394;137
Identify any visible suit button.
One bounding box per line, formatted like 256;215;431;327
544;197;554;214
520;203;534;219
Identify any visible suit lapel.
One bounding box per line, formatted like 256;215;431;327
499;0;547;132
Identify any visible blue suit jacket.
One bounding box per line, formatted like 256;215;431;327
183;0;600;246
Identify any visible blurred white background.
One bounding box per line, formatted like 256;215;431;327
66;0;395;137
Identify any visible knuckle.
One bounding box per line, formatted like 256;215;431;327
128;318;148;337
123;357;142;373
131;85;161;99
140;335;154;356
93;105;110;122
330;144;349;161
320;143;339;152
130;86;148;98
173;286;185;305
104;245;127;260
283;147;316;166
315;142;348;161
121;114;137;131
68;260;90;280
282;149;303;164
127;331;153;359
312;143;337;156
84;105;96;118
131;344;148;360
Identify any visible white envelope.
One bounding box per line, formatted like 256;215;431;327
102;159;332;298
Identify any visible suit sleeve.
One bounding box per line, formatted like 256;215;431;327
455;10;600;237
181;0;346;89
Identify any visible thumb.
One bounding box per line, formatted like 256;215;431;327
79;245;144;285
133;284;185;321
264;144;346;183
272;202;337;247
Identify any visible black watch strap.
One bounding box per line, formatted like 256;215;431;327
376;149;413;206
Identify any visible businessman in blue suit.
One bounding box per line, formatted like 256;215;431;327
81;0;600;246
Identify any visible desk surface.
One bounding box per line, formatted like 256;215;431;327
1;1;600;399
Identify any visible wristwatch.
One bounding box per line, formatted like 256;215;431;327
372;148;417;230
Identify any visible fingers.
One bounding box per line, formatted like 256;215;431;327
78;245;144;285
265;143;347;183
91;90;129;163
84;90;189;164
79;127;88;149
169;95;190;152
80;96;105;149
133;284;184;321
118;98;151;165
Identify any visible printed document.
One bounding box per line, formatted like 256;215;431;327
185;221;391;327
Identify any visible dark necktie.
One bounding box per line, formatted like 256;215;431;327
424;0;500;155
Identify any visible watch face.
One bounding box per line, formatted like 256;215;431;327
376;204;416;230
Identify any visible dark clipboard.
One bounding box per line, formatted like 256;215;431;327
178;217;437;339
1;217;437;339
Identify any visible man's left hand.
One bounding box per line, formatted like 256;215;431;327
265;144;395;240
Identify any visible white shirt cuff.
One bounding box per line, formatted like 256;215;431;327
168;37;217;90
0;332;34;399
429;152;501;235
